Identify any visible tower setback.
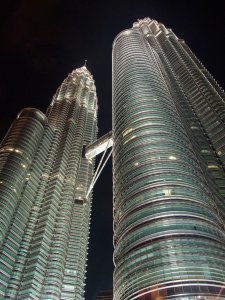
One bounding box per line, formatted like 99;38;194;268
0;66;98;299
112;18;225;300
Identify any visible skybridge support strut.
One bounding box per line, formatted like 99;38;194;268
85;131;113;198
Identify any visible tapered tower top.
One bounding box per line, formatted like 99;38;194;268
113;17;175;45
71;65;93;79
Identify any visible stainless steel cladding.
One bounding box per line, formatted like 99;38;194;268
112;18;225;300
0;66;98;300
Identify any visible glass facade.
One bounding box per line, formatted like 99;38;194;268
112;18;225;300
0;66;98;299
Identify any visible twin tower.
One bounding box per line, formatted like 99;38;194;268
0;18;225;300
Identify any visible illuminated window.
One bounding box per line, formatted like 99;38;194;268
169;156;176;160
0;147;23;154
15;149;23;154
163;189;172;196
124;135;136;145
42;173;49;179
76;184;84;191
208;164;219;169
201;149;210;154
122;128;133;137
63;284;75;291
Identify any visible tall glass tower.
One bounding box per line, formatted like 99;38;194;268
112;18;225;300
0;66;98;299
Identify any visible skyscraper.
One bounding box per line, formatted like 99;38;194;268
112;18;225;299
0;66;98;299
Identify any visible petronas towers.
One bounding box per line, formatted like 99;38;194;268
1;17;225;300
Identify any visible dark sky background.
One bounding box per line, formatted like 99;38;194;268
0;1;225;299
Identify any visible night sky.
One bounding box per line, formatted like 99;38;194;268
0;1;225;299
